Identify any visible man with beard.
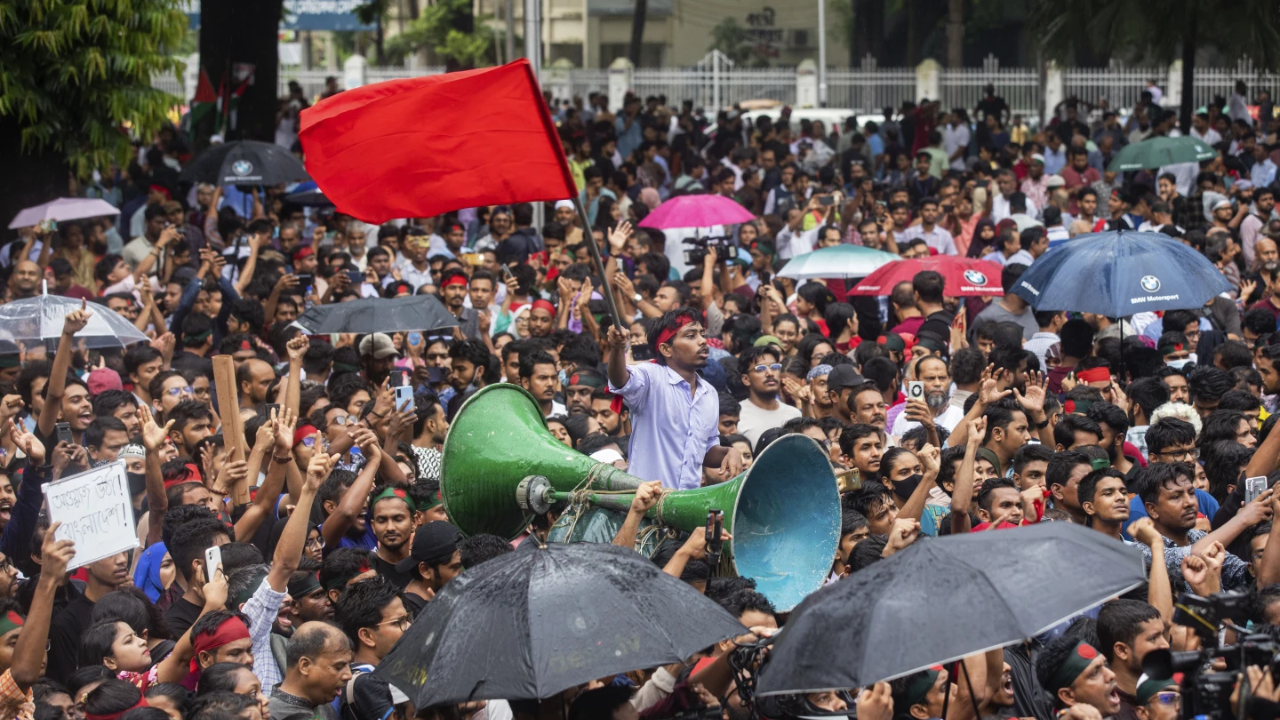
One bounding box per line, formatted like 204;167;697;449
564;368;607;415
398;521;464;616
1036;637;1121;720
604;308;742;491
590;390;629;439
367;487;416;590
892;356;963;440
1098;600;1171;720
439;268;480;339
7;261;39;300
519;350;563;418
848;382;889;431
736;345;800;447
447;339;490;399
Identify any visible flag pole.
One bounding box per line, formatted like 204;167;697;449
573;197;626;330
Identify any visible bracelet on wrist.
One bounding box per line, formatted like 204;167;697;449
272;454;294;464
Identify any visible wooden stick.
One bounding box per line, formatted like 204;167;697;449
212;355;250;505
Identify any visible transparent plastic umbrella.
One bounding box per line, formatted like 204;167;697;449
0;292;150;352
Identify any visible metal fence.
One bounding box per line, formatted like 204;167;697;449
941;56;1040;118
155;59;1280;118
826;58;915;115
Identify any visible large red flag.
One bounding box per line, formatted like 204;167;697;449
298;59;576;223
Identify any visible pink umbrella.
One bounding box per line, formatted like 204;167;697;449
9;198;120;229
637;194;755;229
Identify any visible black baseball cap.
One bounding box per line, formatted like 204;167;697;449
826;365;867;391
395;521;462;574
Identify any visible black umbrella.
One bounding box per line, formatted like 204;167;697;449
180;140;309;187
283;188;333;207
756;522;1146;694
375;542;747;706
294;295;459;334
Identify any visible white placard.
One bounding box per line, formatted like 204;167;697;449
42;461;138;570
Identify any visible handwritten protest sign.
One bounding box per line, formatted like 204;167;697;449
42;461;137;570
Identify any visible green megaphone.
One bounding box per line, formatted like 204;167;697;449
440;384;841;611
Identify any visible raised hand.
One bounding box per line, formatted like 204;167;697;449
41;521;76;578
966;416;988;447
286;334;310;363
608;221;632;254
273;407;297;456
883;518;921;555
978;377;1010;407
8;419;45;466
62;299;93;337
202;565;229;610
137;405;175;452
305;443;339;491
629;480;663;514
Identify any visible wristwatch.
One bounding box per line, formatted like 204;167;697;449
632;293;642;304
1033;416;1050;429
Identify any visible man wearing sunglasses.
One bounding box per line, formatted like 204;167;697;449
736;344;800;448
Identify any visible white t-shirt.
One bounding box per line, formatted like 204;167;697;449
737;398;802;447
890;403;966;437
943;124;972;171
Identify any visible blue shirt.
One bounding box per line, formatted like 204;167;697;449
1123;489;1219;536
609;362;719;490
615;115;644;161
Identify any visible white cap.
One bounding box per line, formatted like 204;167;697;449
554;199;574;211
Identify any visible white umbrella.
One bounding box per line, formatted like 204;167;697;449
778;244;900;280
0;291;149;351
9;198;120;229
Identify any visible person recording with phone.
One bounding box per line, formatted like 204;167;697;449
604;308;742;491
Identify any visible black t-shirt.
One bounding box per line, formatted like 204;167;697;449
402;590;427;618
164;595;203;639
976;96;1009;123
48;595;95;684
918;309;955;343
371;552;414;591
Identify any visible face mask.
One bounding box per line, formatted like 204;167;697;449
558;369;570;387
1166;358;1192;370
127;471;147;496
894;473;924;501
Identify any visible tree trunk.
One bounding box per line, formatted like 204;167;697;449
905;0;917;66
945;0;963;68
0;117;70;245
199;0;285;146
1179;18;1196;135
375;13;385;64
628;0;648;66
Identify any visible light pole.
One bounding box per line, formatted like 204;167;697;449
817;0;828;107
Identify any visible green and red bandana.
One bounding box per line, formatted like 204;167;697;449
903;665;943;707
568;372;606;390
0;609;23;636
1048;641;1100;694
1158;341;1185;357
372;486;417;512
422;487;444;512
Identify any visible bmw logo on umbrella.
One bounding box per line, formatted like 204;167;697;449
1140;275;1161;293
963;269;988;286
232;160;253;176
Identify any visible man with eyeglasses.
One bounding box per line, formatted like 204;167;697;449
736;344;800;447
1124;417;1220;539
334;575;412;719
148;370;194;420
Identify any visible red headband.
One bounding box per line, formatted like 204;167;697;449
531;299;556;315
608;392;624;415
163;463;203;490
442;275;468;288
655;314;694;348
191;616;251;673
1076;367;1111;383
293;246;314;261
86;697;148;720
1064;400;1076;414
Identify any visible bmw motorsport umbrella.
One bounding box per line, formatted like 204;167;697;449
1010;230;1232;317
849;256;1004;297
756;522;1146;694
374;542;746;706
180;140;310;187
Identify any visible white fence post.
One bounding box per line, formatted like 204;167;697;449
797;59;819;108
183;52;200;103
1167;60;1182;109
1043;61;1063;123
344;54;368;91
608;57;633;113
916;59;940;102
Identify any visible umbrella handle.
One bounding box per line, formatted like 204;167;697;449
573;197;626;330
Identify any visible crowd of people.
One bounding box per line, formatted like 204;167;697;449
2;77;1280;720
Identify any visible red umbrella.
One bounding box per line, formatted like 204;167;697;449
849;256;1004;297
